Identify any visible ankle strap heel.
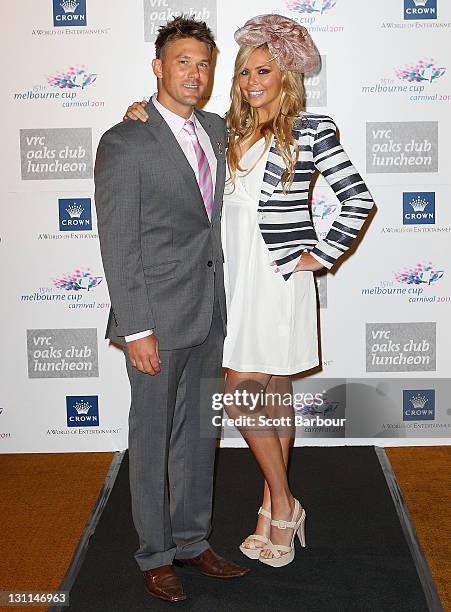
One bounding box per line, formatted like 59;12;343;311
259;499;306;567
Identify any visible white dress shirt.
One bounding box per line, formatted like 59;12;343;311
125;94;217;343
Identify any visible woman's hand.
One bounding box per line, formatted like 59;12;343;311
123;100;149;123
271;251;324;273
294;252;324;272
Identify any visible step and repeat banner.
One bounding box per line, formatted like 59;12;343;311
1;0;450;452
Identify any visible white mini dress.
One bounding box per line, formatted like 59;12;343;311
221;139;319;375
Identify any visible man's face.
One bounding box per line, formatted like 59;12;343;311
152;37;211;117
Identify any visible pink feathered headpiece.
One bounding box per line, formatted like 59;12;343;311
234;14;320;73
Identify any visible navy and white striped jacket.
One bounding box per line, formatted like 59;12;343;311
258;113;374;279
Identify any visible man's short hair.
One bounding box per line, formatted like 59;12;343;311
155;15;216;59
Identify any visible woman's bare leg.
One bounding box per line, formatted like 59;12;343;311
252;376;295;549
224;370;300;556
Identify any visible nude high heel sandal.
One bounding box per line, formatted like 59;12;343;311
258;499;306;568
239;506;271;559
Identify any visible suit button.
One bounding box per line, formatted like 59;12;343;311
207;260;213;267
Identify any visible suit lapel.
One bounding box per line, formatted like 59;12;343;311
259;136;285;207
143;102;208;219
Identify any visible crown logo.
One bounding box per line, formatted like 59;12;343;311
409;196;428;212
412;0;428;6
60;0;79;13
410;394;428;409
66;203;84;218
73;400;92;415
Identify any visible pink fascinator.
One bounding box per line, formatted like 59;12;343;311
234;14;320;73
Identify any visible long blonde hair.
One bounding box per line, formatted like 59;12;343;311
226;44;306;192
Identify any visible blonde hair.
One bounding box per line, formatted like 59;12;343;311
226;44;306;192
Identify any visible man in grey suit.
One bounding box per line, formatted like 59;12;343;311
94;16;248;603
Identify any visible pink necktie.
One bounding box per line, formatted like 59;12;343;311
183;120;214;220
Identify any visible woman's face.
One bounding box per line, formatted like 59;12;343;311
238;46;283;121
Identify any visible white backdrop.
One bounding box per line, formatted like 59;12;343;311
1;0;450;452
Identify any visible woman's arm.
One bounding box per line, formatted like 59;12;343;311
309;117;375;269
123;100;149;122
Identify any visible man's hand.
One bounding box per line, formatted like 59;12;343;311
127;335;161;375
123;100;149;123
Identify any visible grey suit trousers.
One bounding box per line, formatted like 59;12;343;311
125;298;224;570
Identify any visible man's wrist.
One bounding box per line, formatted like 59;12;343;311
125;329;154;343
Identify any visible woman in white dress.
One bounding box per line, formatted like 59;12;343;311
124;14;374;568
221;14;373;567
219;17;324;567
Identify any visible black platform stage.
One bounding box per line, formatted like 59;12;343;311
57;447;440;611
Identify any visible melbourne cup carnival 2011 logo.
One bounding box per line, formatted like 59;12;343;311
360;258;447;305
311;193;336;242
53;268;103;292
48;65;97;89
311;194;337;219
361;57;446;103
395;58;446;84
13;66;101;110
21;266;103;310
286;0;336;14
394;262;444;285
294;397;339;417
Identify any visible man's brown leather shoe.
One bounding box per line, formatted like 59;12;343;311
143;564;187;602
175;547;250;579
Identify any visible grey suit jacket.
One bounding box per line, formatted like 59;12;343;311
94;101;227;350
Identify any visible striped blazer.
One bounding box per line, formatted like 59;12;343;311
258;113;374;279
